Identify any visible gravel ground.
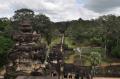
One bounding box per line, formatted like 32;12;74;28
93;77;120;79
15;76;120;79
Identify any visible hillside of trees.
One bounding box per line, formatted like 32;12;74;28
0;8;120;68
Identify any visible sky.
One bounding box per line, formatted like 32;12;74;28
0;0;120;22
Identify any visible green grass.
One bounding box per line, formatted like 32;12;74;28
64;47;106;66
64;37;76;48
50;37;61;47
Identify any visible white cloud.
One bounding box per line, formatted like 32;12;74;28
0;1;12;17
0;0;81;21
104;7;120;16
0;0;120;21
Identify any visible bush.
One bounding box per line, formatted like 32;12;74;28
0;36;14;68
111;46;120;58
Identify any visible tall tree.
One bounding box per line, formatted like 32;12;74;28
13;8;34;21
33;14;52;45
98;15;120;56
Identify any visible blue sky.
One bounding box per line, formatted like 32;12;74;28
0;0;120;22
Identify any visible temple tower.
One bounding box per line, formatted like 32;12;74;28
6;19;47;76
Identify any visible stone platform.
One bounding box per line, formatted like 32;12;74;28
16;76;58;79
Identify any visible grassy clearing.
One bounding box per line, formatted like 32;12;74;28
64;47;106;65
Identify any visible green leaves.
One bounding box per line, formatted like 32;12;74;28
89;52;102;66
0;36;14;67
0;36;12;53
13;8;34;21
112;46;120;58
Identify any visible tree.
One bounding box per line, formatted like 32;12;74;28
111;45;120;58
89;52;102;66
66;19;99;46
55;22;70;34
33;14;52;45
0;18;10;32
89;51;102;76
13;8;34;21
0;36;14;68
98;15;120;56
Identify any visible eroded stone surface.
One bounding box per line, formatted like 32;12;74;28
16;76;58;79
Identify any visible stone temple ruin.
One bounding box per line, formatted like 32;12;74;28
3;19;93;79
5;20;47;77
